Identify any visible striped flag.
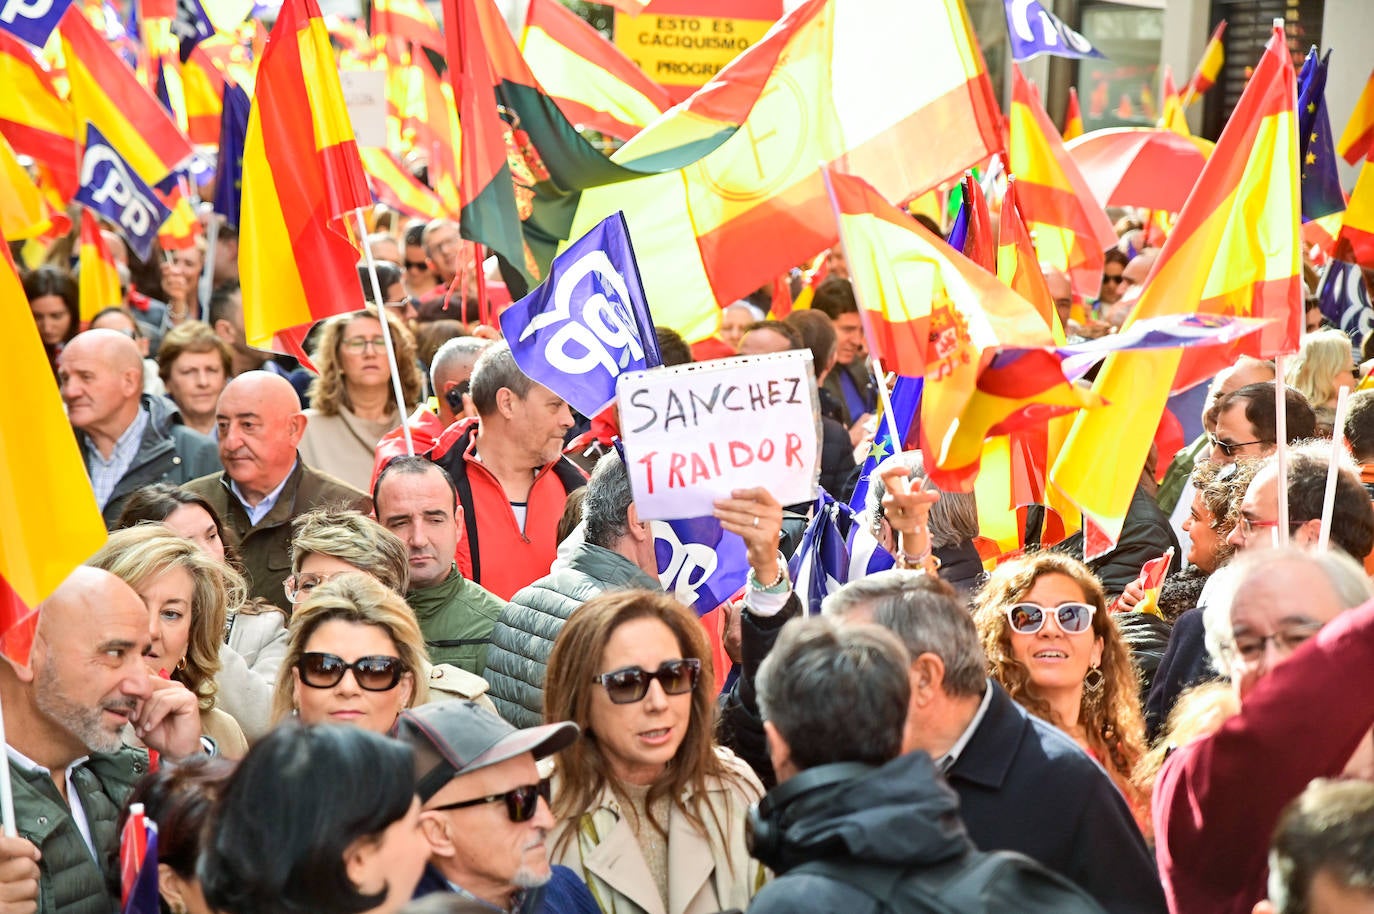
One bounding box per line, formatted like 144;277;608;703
997;178;1061;337
1338;66;1374;166
238;0;371;349
1051;22;1300;545
946;171;995;273
1063;86;1083;141
1334;159;1374;270
788;491;894;614
1185;20;1226;100
120;804;160;914
0;232;107;664
0;31;81;199
78;209;124;319
0;131;67;240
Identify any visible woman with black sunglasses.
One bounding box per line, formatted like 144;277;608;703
271;573;429;734
543;589;766;914
973;553;1148;829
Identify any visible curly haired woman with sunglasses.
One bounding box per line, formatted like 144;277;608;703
973;553;1148;824
543;589;766;914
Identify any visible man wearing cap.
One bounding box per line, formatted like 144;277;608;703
395;700;600;914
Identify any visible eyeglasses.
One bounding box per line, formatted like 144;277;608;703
1004;602;1097;636
1235;515;1305;539
284;571;348;603
341;336;387;353
1101;274;1124;285
383;299;415;314
296;652;406;691
1208;434;1273;457
404;260;429;271
592;658;701;704
1228;622;1324;663
428;780;551;822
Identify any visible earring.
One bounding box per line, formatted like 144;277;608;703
1083;664;1105;703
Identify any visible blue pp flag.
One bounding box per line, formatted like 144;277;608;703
75;124;172;262
848;376;922;514
789;492;895;614
0;0;75;48
1318;261;1374;348
1297;48;1346;222
1004;0;1104;63
501;211;661;417
213;80;251;230
171;0;213;62
653;516;750;613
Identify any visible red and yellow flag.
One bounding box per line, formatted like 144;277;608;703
0;234;107;665
78;210;124;319
1051;23;1300;543
1338;67;1374;167
1062;86;1083;142
360;146;446;220
997;179;1060;337
1007;67;1116;303
372;0;442;58
59;5;194;186
0;132;68;241
572;0;1004;343
826;167;1100;492
0;31;81;200
239;0;371;349
521;0;671;141
1158;66;1190;136
1186;20;1226;100
1333;159;1374;269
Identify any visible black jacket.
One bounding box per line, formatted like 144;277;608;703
1143;607;1221;739
819;415;857;504
947;684;1167;914
1055;483;1181;599
78;394;222;528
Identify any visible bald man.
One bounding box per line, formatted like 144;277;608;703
0;567;207;914
59;329;220;527
184;371;370;607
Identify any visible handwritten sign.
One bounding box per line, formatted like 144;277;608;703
618;350;820;519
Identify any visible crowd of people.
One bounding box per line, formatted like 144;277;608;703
7;208;1374;914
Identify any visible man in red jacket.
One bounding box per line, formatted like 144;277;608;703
1153;547;1374;914
422;342;585;600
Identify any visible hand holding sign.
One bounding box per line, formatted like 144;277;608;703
713;486;784;585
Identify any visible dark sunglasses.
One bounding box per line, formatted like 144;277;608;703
592;658;701;704
296;652;406;691
1208;434;1273;457
1004;602;1097;635
428;780;551;822
404;260;429;270
1101;274;1124;285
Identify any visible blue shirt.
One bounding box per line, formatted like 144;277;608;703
84;407;149;509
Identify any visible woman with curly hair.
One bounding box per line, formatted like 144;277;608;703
973;553;1147;818
299;307;422;491
544;589;766;914
87;526;249;757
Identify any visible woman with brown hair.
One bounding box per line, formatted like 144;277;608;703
88;526;249;757
299;307;422;491
544;589;765;914
973;552;1147;817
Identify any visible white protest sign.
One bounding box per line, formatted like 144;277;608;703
339;69;387;149
618;350;821;520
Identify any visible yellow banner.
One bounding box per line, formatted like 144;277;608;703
613;11;774;95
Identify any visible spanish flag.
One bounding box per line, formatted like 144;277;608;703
570;0;1003;343
997;178;1060;337
78;210;124;319
0;234;107;665
521;0;670;141
948;171;996;273
0;31;81;200
238;0;371;349
360;147;446;220
1158;66;1190;136
1185;20;1226;100
1007;67;1116;303
371;0;442;57
1051;23;1300;543
825;166;1100;492
0;132;68;241
1062;86;1083;141
1338;66;1374;166
1333;159;1374;269
59;4;194;186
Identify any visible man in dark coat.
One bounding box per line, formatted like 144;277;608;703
185;371;369;608
60;329;220;527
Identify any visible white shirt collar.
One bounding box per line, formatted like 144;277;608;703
936;679;995;773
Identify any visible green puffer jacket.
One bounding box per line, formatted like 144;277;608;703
12;747;147;914
483;542;661;727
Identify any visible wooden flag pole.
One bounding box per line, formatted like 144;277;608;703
1317;384;1353;551
354;209;415;456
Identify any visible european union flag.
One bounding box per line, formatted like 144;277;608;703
213;81;251;230
1298;47;1346;221
500;212;661;417
848;375;922;514
1003;0;1104;63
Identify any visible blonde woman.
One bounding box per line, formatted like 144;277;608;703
271;573;429;733
299;307;422;491
285;507;411;603
973;553;1147;821
88;526;249;757
1285;327;1357;435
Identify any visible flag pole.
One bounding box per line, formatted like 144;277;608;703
473;242;491;329
0;686;16;836
1275;353;1289;545
200;209;218;321
818;166;905;450
354;209;414;456
1317;384;1352;551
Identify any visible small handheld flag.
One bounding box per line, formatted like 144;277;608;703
1003;0;1104;63
500;212;661;418
119;804;160;914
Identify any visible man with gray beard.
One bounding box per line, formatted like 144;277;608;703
0;567;207;914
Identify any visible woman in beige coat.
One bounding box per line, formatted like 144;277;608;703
544;590;766;914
